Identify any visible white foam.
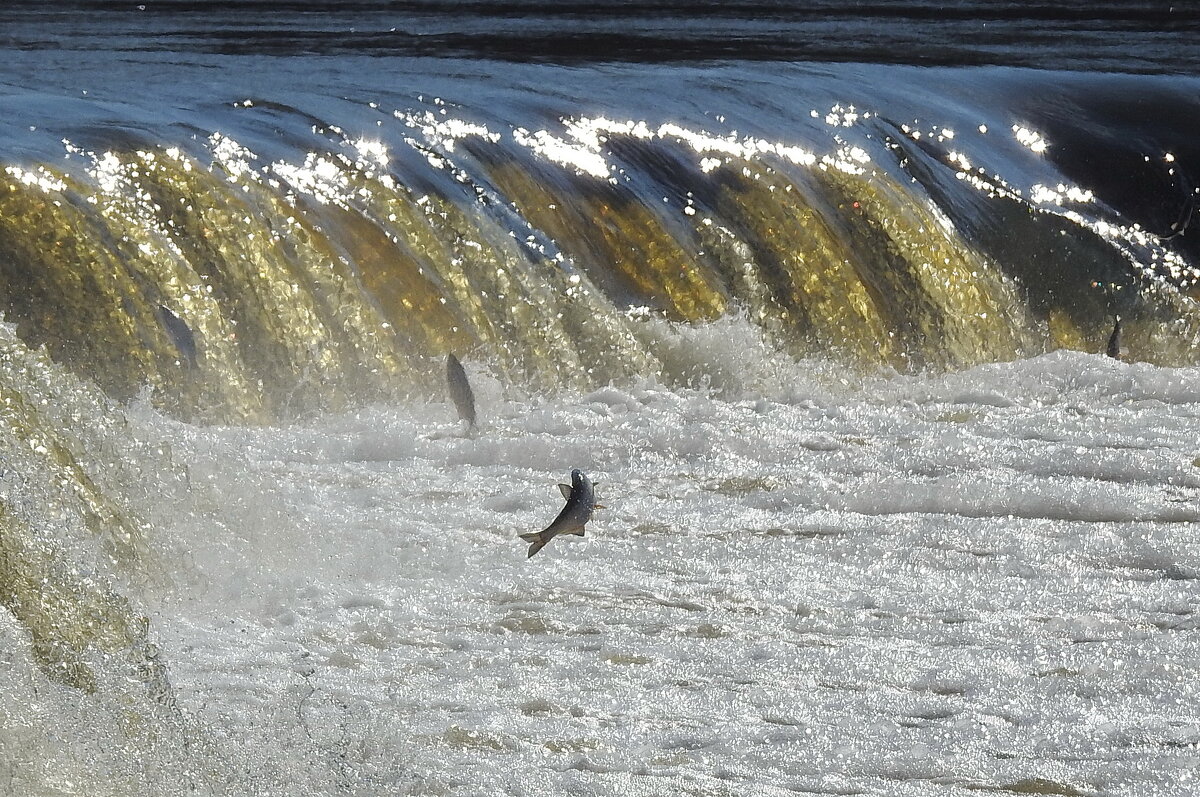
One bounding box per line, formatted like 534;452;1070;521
8;347;1200;794
79;350;1197;794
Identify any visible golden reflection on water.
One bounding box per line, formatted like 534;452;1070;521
0;109;1197;417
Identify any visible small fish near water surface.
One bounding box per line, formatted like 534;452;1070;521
445;353;476;429
1106;315;1122;360
520;469;603;559
156;304;198;370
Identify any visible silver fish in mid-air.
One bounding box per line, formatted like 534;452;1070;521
519;469;603;559
1106;315;1122;360
445;353;476;428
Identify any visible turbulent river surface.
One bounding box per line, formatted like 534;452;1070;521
0;2;1199;795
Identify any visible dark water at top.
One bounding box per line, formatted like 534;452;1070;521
1;0;1198;72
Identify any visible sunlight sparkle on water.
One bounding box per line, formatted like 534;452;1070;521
502;115;822;180
271;153;354;207
393;109;501;153
1029;183;1095;205
1012;124;1048;154
3;165;66;193
352;138;390;168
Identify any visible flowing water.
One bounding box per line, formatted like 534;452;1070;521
0;3;1199;795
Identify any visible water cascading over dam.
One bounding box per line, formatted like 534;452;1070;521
1;70;1197;425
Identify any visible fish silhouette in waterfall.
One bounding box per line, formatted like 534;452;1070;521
519;469;604;559
445;353;476;429
1106;315;1122;360
156;304;198;370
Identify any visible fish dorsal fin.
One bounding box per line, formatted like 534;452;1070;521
558;483;572;500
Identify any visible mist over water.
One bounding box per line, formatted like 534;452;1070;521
0;3;1199;795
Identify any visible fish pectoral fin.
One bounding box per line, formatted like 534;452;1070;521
593;503;606;510
558;483;572;499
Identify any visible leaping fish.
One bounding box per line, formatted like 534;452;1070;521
157;304;198;370
445;353;476;429
1106;315;1122;360
519;469;603;559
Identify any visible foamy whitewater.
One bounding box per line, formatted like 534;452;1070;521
7;328;1197;796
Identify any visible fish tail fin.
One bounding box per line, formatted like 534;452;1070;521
523;533;548;558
